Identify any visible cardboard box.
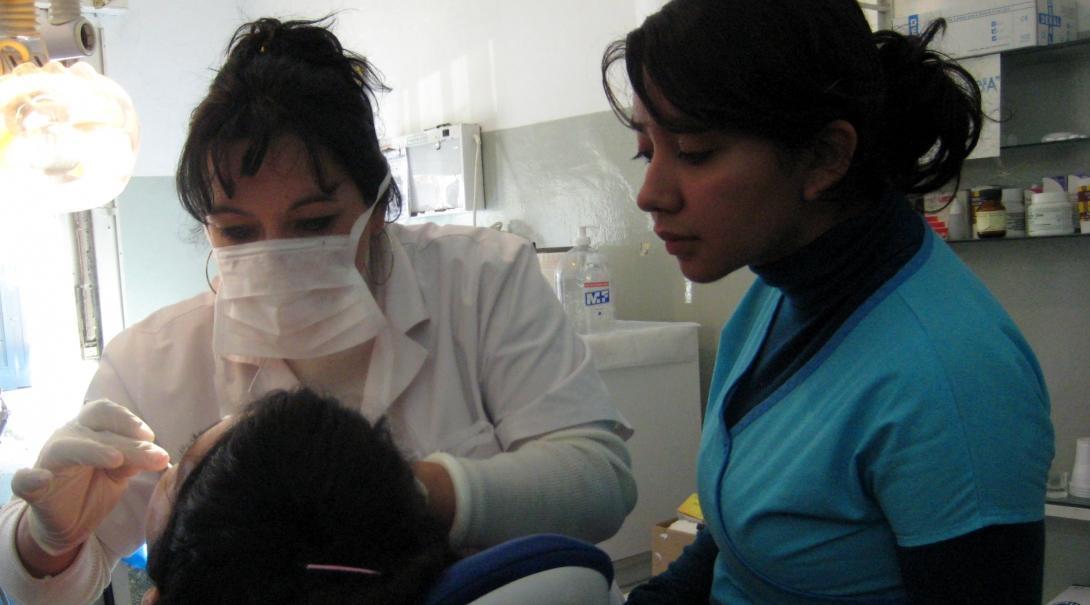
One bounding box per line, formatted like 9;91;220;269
650;519;697;576
893;0;1077;58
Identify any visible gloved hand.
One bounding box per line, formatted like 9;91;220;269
11;399;170;556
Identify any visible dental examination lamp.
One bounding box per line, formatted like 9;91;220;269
0;0;138;214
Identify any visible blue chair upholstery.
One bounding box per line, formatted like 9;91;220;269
424;534;616;605
123;534;617;604
121;543;148;570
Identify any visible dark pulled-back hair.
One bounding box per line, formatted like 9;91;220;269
147;389;454;604
177;17;402;223
602;0;983;199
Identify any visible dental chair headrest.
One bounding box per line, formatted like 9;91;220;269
423;534;615;605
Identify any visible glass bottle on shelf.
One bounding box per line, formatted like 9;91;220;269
975;188;1007;239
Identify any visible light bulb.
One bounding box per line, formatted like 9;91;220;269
0;60;138;214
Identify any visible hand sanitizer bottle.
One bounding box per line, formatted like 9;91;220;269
581;234;614;333
555;226;615;334
556;227;591;334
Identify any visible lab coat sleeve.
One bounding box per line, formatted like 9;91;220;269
426;423;637;548
474;236;631;447
0;500;115;605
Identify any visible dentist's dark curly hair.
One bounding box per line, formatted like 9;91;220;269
147;388;455;604
177;17;402;224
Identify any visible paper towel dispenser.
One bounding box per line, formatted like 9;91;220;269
384;123;483;219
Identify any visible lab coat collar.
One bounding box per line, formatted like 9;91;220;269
374;225;429;334
245;226;430;418
362;228;429;417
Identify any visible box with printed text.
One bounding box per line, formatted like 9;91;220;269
893;0;1077;58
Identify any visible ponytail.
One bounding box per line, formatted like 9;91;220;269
873;20;983;194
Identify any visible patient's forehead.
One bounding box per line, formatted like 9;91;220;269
180;417;234;467
146;415;238;550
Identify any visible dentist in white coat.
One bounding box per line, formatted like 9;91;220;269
0;18;635;605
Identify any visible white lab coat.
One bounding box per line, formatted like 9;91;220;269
0;222;631;605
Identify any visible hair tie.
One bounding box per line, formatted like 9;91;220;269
305;563;381;576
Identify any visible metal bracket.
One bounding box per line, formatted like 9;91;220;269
33;0;128;16
71;211;103;360
0;388;9;443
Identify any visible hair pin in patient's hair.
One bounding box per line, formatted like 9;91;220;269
305;563;382;576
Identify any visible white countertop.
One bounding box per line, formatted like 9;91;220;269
582;320;700;371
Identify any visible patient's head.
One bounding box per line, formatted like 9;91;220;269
144;388;454;604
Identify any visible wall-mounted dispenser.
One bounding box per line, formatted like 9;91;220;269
384;123;483;222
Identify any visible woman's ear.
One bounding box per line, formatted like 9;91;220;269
802;120;858;201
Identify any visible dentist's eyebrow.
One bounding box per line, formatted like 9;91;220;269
206;188;343;217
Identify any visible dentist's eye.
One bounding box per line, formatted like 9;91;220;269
219;226;257;242
296;216;336;233
677;149;714;165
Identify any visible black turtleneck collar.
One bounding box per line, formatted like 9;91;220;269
752;190;924;314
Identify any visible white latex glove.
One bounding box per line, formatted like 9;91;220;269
11;399;169;556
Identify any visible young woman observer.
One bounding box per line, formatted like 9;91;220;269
1;18;635;604
603;1;1053;603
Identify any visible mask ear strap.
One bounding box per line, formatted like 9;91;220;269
205;249;217;294
375;171;392;206
350;172;393;243
203;225;219;294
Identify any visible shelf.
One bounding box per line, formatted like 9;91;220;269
998;137;1090;152
946;233;1090;244
1045;495;1090;521
958;36;1090;173
998;35;1090;65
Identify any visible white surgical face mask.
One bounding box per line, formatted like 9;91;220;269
210;173;391;359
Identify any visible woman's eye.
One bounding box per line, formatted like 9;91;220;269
219;226;257;242
677;149;714;165
296;216;336;233
632;149;653;164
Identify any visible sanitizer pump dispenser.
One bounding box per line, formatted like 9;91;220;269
555;226;615;334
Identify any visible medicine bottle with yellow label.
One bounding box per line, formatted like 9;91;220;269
974;188;1007;239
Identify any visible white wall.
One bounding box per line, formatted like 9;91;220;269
97;0;666;177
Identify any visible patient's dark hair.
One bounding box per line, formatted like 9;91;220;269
147;388;454;604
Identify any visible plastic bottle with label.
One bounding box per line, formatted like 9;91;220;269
555;226;615;334
1002;188;1026;238
945;190;971;241
556;228;590;334
1027;191;1075;237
